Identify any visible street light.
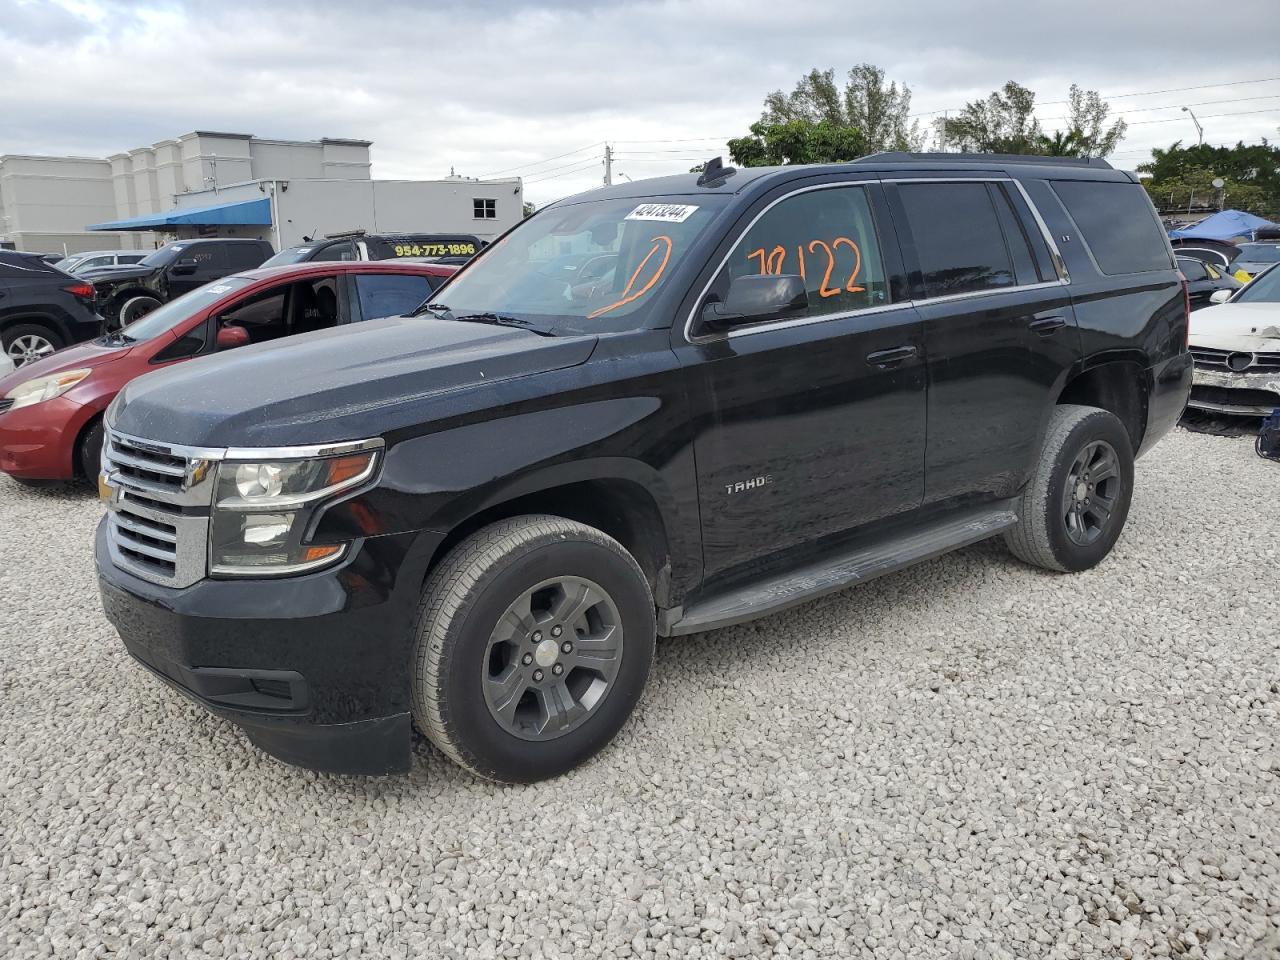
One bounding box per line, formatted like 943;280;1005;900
1181;107;1204;146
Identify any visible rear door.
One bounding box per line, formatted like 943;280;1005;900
885;177;1079;505
677;178;927;581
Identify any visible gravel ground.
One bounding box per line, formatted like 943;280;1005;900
2;427;1278;960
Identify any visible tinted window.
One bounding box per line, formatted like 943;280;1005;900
1177;258;1208;281
898;182;1016;297
1234;264;1280;303
989;184;1040;285
174;245;226;271
723;185;889;318
355;273;435;320
226;243;268;270
118;253;146;264
311;241;359;262
1236;243;1280;264
1052;181;1171;275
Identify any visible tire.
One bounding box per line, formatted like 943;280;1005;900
3;323;63;368
1004;404;1135;573
118;296;162;326
412;515;655;783
79;419;105;483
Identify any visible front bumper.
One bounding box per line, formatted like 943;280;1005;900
95;519;440;775
0;396;84;479
1189;367;1280;417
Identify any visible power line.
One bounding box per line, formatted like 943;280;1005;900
522;158;602;185
1126;107;1280;126
477;142;603;178
911;75;1280;118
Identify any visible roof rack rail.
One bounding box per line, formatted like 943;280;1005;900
856;151;1113;169
323;228;368;239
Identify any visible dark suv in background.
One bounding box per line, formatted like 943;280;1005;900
90;238;274;327
263;231;483;267
0;251;100;368
98;154;1190;783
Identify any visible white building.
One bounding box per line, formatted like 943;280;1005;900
0;131;522;255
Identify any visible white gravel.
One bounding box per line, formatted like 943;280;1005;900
2;427;1278;960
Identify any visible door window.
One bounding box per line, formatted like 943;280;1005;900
225;243;268;269
355;273;436;321
1177;258;1208;281
897;182;1017;298
716;185;889;321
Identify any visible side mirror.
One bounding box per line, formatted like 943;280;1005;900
216;324;250;350
702;274;808;327
1209;289;1233;305
171;260;197;276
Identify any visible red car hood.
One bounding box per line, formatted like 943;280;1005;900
0;338;133;395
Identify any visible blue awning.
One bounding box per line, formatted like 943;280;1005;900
1168;209;1277;242
87;197;272;231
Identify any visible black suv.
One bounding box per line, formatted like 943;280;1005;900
0;252;101;368
90;238;274;327
262;232;483;267
96;154;1191;781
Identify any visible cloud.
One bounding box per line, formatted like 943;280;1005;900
1;0;1277;204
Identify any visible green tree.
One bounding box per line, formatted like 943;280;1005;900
939;81;1043;153
762;65;924;152
940;81;1125;158
728;119;867;167
1138;141;1280;215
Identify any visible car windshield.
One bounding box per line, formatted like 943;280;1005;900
138;243;188;268
1233;265;1280;304
114;276;255;342
432;195;728;334
54;256;82;271
261;246;315;267
1237;243;1280;264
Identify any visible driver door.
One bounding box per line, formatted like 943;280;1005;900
675;180;927;582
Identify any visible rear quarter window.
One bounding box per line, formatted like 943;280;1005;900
1051;181;1172;275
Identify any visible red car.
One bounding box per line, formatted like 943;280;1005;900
0;260;455;483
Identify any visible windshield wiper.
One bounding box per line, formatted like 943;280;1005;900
412;302;555;336
452;313;556;337
98;331;135;346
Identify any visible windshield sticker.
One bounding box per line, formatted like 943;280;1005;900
587;234;672;319
625;203;699;224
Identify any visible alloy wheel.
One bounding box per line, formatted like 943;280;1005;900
8;334;56;367
482;576;624;741
1063;439;1122;547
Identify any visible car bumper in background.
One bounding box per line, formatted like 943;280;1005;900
1189;367;1280;417
94;519;435;775
0;396;85;479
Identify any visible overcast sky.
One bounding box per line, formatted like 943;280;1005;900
3;0;1278;206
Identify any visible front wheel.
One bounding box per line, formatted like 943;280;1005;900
412;515;655;782
1004;404;1135;572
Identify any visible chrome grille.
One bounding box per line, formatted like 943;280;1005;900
102;428;219;588
1190;345;1280;372
0;398;13;415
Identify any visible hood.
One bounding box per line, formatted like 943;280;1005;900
1189;302;1280;351
89;264;156;287
0;338;132;396
110;316;598;448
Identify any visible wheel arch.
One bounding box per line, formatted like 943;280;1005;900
0;310;71;343
420;464;693;609
1054;359;1149;453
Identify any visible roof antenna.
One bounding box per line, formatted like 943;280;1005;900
697;156;736;188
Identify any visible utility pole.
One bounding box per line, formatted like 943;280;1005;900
603;144;613;186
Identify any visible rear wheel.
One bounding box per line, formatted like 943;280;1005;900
411;515;655;782
1005;404;1135;572
118;296;162;326
3;323;63;367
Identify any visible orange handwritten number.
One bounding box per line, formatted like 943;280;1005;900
833;237;864;293
747;248;767;275
807;240;841;298
587;235;673;319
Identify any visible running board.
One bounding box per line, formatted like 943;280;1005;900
663;505;1018;636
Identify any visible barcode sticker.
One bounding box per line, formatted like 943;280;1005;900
625;203;699;223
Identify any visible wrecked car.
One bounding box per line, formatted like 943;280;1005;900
1188;264;1280;416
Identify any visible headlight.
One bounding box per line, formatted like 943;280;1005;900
4;369;92;411
209;449;379;576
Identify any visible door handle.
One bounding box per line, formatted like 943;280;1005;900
1029;316;1067;335
865;345;918;367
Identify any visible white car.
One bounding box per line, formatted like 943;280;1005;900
1187;264;1280;416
